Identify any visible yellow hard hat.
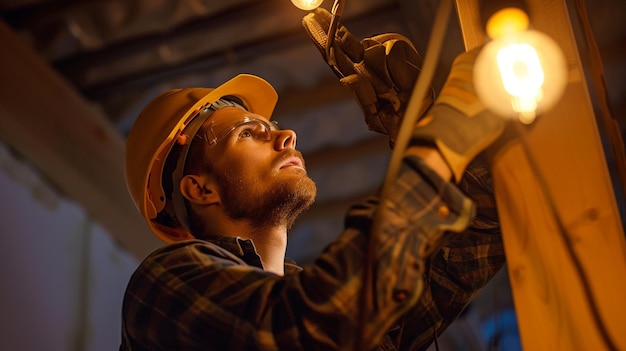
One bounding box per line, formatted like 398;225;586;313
125;74;278;243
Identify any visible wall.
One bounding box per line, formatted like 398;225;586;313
0;142;137;351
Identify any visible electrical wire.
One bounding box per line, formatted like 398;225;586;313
513;122;618;351
325;0;345;71
353;0;453;349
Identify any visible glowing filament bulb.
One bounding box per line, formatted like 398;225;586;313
474;6;567;124
496;43;545;121
474;30;566;124
291;0;324;10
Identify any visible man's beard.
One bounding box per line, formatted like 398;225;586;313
217;170;317;230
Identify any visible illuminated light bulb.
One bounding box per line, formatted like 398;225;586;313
474;29;567;124
291;0;324;10
497;42;544;119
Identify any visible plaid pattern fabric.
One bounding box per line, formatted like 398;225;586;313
121;156;503;351
379;157;505;350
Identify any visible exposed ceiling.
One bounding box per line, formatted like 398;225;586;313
1;0;452;135
1;0;625;262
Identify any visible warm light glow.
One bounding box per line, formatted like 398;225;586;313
497;43;544;118
291;0;324;10
486;8;529;39
475;30;567;124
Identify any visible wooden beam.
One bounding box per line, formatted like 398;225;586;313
0;20;162;259
454;0;626;349
273;79;353;117
54;0;401;97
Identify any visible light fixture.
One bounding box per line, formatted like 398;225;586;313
474;2;567;124
291;0;324;11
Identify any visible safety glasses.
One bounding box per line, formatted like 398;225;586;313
202;116;280;149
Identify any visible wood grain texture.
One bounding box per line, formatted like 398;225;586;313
455;0;626;349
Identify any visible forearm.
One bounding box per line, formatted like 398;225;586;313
298;154;474;348
390;158;505;350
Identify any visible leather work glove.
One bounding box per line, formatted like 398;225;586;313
411;46;507;182
302;8;434;146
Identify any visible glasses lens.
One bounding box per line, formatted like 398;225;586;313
207;117;278;148
236;119;272;141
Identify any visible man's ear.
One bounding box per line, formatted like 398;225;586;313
179;174;220;205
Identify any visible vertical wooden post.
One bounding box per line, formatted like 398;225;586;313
454;0;626;349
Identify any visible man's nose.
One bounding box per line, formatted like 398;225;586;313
275;129;297;150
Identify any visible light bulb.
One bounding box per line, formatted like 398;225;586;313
291;0;324;10
474;29;567;124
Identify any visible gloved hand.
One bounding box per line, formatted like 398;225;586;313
411;47;507;182
302;8;434;146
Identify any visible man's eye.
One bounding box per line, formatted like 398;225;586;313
235;121;270;140
239;129;253;138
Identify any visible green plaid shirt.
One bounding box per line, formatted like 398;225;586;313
121;156;504;350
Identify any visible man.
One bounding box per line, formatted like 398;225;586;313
121;8;506;351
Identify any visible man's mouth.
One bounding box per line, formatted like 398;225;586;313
280;156;304;169
276;151;305;170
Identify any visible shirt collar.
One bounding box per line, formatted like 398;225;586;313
205;236;303;274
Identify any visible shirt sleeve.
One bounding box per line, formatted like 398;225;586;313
121;155;477;351
384;157;506;351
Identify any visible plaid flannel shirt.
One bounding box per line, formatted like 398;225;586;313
121;156;504;350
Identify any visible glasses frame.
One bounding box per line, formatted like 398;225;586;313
197;111;280;149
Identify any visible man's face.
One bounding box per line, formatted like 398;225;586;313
202;107;317;229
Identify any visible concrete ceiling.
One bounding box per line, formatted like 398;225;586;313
1;0;624;261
